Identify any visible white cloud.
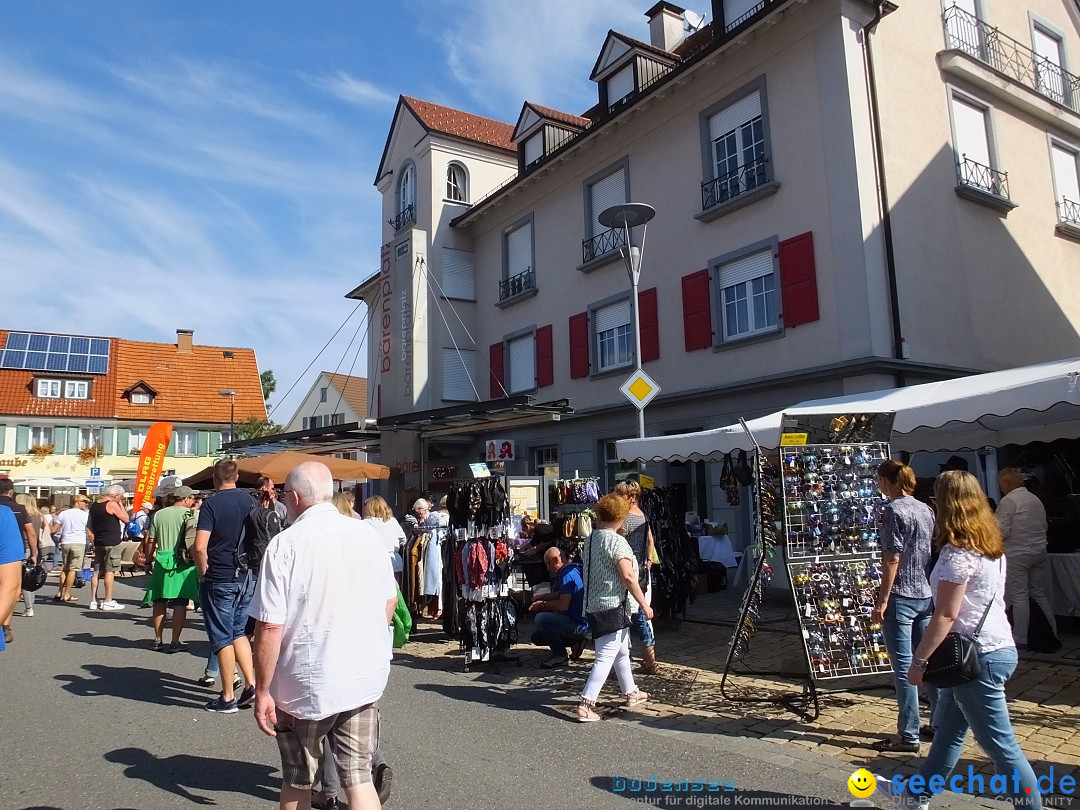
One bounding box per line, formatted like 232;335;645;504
308;71;397;108
418;0;646;117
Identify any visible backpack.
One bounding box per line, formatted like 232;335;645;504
235;502;282;572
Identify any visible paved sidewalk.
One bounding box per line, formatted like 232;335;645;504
403;588;1080;804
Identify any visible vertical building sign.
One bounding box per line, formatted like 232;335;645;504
379;244;393;379
396;241;413;399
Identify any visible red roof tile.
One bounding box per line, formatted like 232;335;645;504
114;339;266;424
528;103;591;129
0;329;265;425
402;96;516;153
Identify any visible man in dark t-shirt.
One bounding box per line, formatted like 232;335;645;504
194;459;257;713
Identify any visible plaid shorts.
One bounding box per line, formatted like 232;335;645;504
274;703;380;790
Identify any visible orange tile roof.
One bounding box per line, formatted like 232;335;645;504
114;339;266;424
528;103;591;129
322;372;369;420
401;96;516;153
0;329;266;425
0;329;118;419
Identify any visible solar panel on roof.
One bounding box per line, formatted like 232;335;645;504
0;332;110;375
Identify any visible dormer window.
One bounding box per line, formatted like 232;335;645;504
524;133;543;168
34;378;89;399
513;102;588;172
607;63;635;111
123;380;157;406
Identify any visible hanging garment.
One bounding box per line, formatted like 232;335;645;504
422;513;448;597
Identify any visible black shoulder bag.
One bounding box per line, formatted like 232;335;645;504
584;532;632;639
923;558;1002;687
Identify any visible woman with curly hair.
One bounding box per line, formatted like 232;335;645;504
892;471;1040;809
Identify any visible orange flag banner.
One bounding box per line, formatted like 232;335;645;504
131;422;173;514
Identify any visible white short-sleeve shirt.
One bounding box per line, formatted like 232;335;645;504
249;502;397;720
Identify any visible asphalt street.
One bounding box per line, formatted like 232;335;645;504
0;577;996;810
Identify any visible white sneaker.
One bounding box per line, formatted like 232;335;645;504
25;608;34;617
88;600;99;610
874;776;929;810
100;600;124;611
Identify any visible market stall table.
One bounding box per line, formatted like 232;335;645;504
1049;552;1080;617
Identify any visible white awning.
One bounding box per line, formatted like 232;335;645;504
617;357;1080;461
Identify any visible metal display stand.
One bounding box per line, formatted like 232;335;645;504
721;424;819;719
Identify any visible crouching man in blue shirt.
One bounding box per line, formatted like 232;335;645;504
529;547;588;669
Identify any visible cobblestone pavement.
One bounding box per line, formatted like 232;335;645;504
403;586;1080;801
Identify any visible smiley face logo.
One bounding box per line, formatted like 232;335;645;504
847;769;877;799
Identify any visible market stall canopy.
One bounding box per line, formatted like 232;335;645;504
183;451;390;489
12;476;82;489
617;357;1080;462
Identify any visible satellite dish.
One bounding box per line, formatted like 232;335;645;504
683;9;706;32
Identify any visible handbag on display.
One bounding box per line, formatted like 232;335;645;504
923;559;1001;687
584;530;632;638
733;450;755;487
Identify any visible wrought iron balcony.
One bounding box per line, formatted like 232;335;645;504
956;155;1010;199
1059;197;1080;226
701;154;770;211
499;268;535;301
388;204;415;232
582;226;628;264
942;5;1080;112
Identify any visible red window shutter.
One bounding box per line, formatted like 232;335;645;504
568;312;590;379
681;270;712;351
638;287;659;362
489;342;505;399
535;325;554;387
779;231;820;327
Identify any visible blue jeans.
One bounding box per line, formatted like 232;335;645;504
883;594;937;742
911;647;1040;808
531;612;587;656
199;575;254;654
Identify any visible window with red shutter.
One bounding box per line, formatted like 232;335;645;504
568;312;590;378
779;232;819;327
535;324;553;387
681;270;712;351
638;287;659;362
489;342;505;398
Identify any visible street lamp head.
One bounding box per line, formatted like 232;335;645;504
597;202;656;229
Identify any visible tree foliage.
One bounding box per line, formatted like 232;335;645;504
234;416;284;441
260;369;277;402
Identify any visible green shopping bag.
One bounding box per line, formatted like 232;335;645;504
392;588;412;648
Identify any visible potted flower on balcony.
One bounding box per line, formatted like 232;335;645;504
77;445;103;465
29;443;55;460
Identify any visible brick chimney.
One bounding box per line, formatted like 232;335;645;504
646;1;687;51
177;329;194;353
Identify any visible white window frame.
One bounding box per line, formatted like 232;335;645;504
948;90;1004;197
1032;22;1067;104
130;391;151;405
29;426;53;447
1050;140;1080;224
441;247;476;301
523;132;543;167
36;379;61;398
78;427;101;451
585;161;629;241
708;93;764;186
129;427;148;452
319;387;328;403
592;298;633;373
503;216;534;283
607;62;635;110
65;380;88;399
506;333;536;394
174;428;197;456
398;163;415;217
711;241;780;344
446;162;468;203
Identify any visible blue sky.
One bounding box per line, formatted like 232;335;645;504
0;0;658;422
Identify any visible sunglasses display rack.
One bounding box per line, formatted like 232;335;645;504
781;441;895;682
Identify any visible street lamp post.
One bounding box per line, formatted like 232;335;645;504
218;390;236;450
598;202;656;440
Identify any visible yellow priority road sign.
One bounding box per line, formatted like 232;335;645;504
620;369;661;410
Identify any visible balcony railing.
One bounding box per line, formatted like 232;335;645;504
582;226;628;264
1059;197;1080;226
942;5;1080;112
499;268;535;301
388;204;415;232
701;154;770;211
957;155;1010;199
